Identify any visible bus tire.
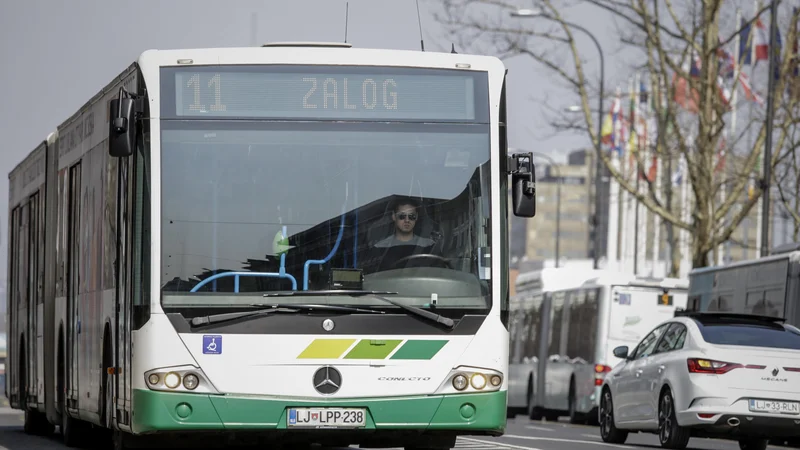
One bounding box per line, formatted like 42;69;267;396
527;384;542;420
568;379;584;424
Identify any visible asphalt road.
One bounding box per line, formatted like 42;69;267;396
0;408;794;450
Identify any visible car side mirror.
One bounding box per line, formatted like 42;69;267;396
613;345;629;360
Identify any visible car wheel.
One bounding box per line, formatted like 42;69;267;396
738;438;769;450
599;389;627;444
658;389;690;449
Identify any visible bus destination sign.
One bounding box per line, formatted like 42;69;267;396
164;66;485;122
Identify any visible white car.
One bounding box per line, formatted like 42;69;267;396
598;311;800;450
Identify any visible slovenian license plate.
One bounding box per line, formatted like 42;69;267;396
287;407;367;428
749;399;800;415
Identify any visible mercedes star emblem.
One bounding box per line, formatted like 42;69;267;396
322;319;335;332
313;366;342;395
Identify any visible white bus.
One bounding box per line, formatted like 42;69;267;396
5;42;537;449
507;268;688;424
687;242;800;325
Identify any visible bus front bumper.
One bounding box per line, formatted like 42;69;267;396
130;389;507;435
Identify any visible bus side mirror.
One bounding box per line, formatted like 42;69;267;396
509;152;536;217
109;89;136;158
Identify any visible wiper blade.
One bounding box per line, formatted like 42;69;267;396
251;303;385;314
190;303;384;328
262;289;398;297
263;290;455;329
371;295;455;329
190;306;300;327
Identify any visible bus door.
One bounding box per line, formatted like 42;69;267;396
114;154;133;425
28;192;40;406
19;201;30;406
66;162;81;409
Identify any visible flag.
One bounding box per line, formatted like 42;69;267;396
739;16;770;63
789;7;800;98
672;53;701;112
748;151;761;200
601;95;624;155
718;46;764;104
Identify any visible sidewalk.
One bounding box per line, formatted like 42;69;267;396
0;407;20;416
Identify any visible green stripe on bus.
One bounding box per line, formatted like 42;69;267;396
343;339;403;359
296;338;356;359
296;339;449;360
390;340;448;360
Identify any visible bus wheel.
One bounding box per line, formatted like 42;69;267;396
568;381;584;424
24;409;54;436
112;429;136;450
527;386;543;420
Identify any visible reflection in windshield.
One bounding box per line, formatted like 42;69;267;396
159;123;491;308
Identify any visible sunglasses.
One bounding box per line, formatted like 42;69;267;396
396;213;417;221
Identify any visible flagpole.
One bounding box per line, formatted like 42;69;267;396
761;0;779;256
719;10;742;265
633;71;642;275
607;87;623;270
753;0;762;259
605;88;621;271
651;78;662;275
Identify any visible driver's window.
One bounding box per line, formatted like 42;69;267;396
632;324;668;360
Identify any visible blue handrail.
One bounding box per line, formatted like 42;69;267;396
190;253;298;292
303;212;345;290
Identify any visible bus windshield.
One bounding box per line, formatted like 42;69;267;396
158;66;493;311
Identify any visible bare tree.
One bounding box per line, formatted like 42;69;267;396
433;0;800;273
775;124;800;242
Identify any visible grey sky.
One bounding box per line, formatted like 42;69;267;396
0;0;622;280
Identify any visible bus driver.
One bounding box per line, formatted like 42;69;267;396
370;198;436;271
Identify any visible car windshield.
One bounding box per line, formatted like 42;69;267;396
696;321;800;350
157;66;493;312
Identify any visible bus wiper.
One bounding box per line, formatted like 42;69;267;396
263;290;455;329
262;289;398;297
190;306;301;327
370;294;455;329
189;303;382;328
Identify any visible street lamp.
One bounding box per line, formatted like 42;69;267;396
511;7;605;270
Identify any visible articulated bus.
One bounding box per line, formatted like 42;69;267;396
507;268;687;424
5;42;537;449
687;242;800;325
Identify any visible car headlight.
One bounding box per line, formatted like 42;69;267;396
144;365;218;394
436;366;504;394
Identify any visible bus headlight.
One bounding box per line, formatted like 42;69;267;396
470;373;487;390
436;366;503;394
164;372;181;389
452;374;468;390
183;373;199;390
144;365;219;394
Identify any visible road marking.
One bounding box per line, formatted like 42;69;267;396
502;433;640;449
525;425;554;432
581;433;600;439
459;437;543;450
